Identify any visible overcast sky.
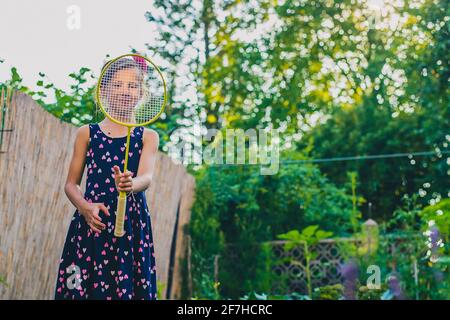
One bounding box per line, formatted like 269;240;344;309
0;0;162;97
0;0;387;103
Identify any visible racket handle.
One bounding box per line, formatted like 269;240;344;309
114;192;127;237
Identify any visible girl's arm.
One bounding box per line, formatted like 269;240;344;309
65;125;110;233
133;128;159;192
115;128;159;194
64;125;90;211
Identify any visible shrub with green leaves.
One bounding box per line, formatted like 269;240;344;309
189;160;355;298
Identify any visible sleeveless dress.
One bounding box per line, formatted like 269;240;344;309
54;123;157;300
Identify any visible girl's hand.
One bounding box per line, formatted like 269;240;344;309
79;202;110;233
113;165;134;193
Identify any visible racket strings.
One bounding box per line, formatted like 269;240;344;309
98;55;165;126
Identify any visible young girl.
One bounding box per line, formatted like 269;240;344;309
54;59;160;300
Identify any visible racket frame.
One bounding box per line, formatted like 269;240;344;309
95;53;167;237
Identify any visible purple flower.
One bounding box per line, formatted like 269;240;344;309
433;270;444;282
428;226;441;263
430;226;440;244
340;260;359;300
387;274;406;300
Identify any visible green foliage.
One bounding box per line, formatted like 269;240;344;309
189;158;355;298
190;273;221;300
189;244;223;300
348;171;365;233
156;280;165;300
148;1;449;197
387;194;423;231
239;291;311;301
263;161;356;235
253;242;278;294
338;196;450;300
290;0;450;223
0;275;7;287
419;198;450;299
420;198;450;241
36;68;97;126
297;98;449;223
277;225;333;297
358;284;388;300
277;226;333;249
312;284;344;300
1;66;97;125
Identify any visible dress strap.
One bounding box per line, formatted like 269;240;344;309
91;123;101;138
88;123;96;141
137;126;145;143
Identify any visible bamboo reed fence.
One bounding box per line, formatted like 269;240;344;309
0;90;195;299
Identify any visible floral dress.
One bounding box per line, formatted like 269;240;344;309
54;123;157;300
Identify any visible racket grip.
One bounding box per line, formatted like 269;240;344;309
114;192;127;237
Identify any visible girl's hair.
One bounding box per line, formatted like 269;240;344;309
100;58;144;89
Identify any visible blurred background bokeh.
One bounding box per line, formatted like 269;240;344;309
1;0;449;300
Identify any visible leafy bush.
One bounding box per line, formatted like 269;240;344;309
420;198;450;242
189;159;357;298
277;225;333;297
312;284;344;300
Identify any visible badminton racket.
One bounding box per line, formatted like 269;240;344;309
95;53;166;237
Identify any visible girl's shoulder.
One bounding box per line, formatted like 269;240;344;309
77;123;101;144
142;127;159;145
77;124;91;139
72;124;91;149
78;123;98;133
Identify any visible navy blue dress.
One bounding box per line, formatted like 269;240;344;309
54;123;157;300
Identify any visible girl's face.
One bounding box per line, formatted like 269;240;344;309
104;67;143;121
